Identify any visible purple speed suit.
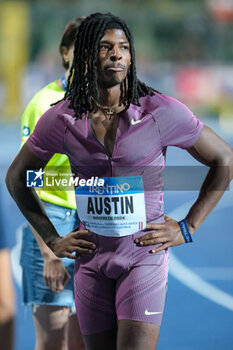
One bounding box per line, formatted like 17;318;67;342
27;92;203;334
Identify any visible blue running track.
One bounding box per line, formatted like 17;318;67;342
0;119;232;350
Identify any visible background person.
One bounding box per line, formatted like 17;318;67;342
19;17;85;350
6;13;233;350
0;242;15;350
0;190;15;350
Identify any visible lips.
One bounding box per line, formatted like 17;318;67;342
104;64;125;71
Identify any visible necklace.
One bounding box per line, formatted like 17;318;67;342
91;96;124;120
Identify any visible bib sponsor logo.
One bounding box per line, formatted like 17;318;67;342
89;182;130;194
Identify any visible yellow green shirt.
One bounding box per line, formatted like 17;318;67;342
21;81;76;209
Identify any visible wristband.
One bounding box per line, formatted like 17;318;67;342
178;219;193;243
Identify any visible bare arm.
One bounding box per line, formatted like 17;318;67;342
8;142;73;289
135;125;233;252
29;224;71;292
6;143;59;247
6;143;95;258
185;125;233;231
30;224;57;258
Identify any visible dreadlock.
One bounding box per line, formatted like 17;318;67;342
65;13;158;118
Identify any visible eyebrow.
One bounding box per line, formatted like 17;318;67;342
99;39;129;44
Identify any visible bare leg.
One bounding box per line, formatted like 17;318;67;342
33;305;70;350
67;313;85;350
0;317;14;350
0;249;15;350
117;319;161;350
82;328;117;350
81;319;160;350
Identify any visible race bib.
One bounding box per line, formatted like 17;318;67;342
75;176;146;237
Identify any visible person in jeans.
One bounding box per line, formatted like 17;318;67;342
19;17;85;350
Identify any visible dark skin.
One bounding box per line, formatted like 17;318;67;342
6;29;233;350
91;29;131;156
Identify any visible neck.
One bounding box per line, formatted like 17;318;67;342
91;85;128;121
96;85;124;106
57;69;70;91
65;69;70;82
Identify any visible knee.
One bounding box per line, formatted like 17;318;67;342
37;328;68;350
34;306;70;350
43;338;68;350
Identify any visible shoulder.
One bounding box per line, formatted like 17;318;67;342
23;81;64;116
37;99;75;129
27;99;73;159
21;81;66;142
31;81;63;100
139;93;203;148
138;92;191;117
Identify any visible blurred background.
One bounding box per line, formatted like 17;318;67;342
0;0;233;349
1;0;233;128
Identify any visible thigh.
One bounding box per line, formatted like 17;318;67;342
117;319;160;350
116;252;168;327
33;305;70;333
74;256;117;335
75;252;118;348
33;305;70;348
82;328;117;350
67;314;85;350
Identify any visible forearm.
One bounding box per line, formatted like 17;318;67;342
6;165;59;246
29;224;58;258
186;159;233;233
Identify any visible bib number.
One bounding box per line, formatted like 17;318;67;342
75;176;146;236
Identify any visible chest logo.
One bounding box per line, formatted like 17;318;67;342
131;115;148;125
144;309;162;316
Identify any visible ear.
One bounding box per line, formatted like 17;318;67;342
60;45;69;64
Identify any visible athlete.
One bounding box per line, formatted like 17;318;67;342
6;13;233;350
19;17;85;350
0;203;15;350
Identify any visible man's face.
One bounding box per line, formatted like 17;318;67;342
96;28;131;88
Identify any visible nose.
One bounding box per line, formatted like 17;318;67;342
110;46;122;61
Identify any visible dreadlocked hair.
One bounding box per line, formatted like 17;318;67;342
64;13;158;118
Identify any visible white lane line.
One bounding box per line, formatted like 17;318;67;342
167;191;233;312
169;251;233;311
